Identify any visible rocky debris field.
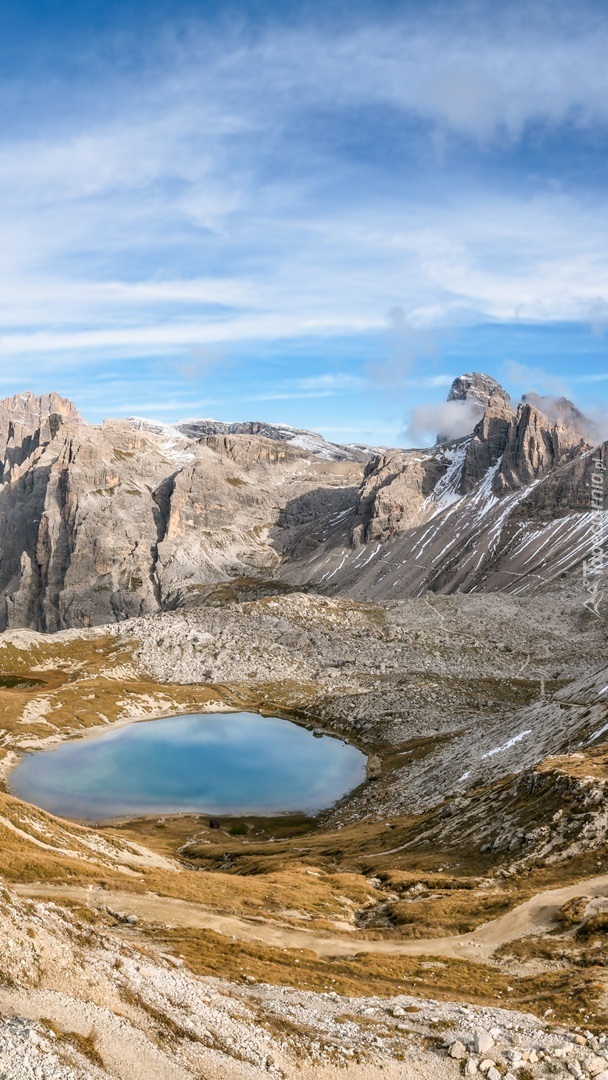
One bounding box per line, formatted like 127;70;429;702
0;1016;106;1080
443;1021;608;1078
114;584;606;822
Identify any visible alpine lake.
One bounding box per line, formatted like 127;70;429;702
9;711;367;822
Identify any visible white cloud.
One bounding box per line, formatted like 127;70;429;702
502;370;608;443
292;374;366;391
247;391;337;401
574;372;608;384
0;315;383;361
585;408;608;442
0;9;608;383
164;13;608;144
246;373;367;401
405;398;484;446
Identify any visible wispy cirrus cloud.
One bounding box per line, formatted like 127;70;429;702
0;2;606;431
248;372;367;401
291;374;366;391
502;361;571;397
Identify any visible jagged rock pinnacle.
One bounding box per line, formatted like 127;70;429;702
448;372;512;411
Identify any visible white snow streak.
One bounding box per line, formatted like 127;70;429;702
482;730;532;759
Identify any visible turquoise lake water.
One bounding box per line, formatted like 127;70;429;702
9;712;366;820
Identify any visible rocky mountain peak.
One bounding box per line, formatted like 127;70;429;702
460;382;592;495
0;391;81;482
0;390;79;428
448;372;513;413
128;415;374;462
436;373;514;448
521;392;594;438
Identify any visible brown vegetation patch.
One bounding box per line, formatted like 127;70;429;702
40;1019;104;1068
577;913;608;939
138;925;608;1028
556;896;590;929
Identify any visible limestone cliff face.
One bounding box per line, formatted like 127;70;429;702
353;373;592;544
447;371;512;411
350;450;449;545
458;395;589;495
0;421;168;631
515;439;608;520
0;392;80;482
309;373;599;601
496;402;589;491
199;433;305;467
154;439;297;603
129;416;373;462
0;401;358;629
459;393;516;492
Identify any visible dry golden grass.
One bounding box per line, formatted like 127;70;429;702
577;913;608;938
378;870;478;891
119;861;376;924
135;924;608;1029
538;745;608;782
385;893;513;937
39;1019;104;1069
556;896;590;929
0;632;227;763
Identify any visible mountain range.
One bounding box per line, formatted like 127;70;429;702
0;373;602;631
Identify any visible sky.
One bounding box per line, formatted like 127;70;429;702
0;0;608;446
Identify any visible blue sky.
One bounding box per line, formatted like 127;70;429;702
0;0;608;445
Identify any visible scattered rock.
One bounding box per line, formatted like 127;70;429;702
474;1030;495;1056
366;755;382;781
449;1040;468;1060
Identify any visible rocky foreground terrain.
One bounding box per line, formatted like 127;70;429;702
0;376;605;1078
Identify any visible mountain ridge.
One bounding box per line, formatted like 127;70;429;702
127;414;380;462
0;375;603;630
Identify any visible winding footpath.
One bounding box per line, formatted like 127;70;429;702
15;872;608;960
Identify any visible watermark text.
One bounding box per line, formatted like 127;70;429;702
583;454;607;616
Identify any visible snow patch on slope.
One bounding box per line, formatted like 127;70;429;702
423;441;469;518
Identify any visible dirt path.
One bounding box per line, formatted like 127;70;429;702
0;986;193;1080
15;872;608;961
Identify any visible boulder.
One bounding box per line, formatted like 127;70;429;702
448;1041;467;1060
366;755;382;781
587;1058;608;1077
474;1030;495;1055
